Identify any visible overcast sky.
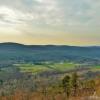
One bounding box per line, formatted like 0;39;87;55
0;0;100;45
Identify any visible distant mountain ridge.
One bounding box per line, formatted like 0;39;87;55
0;42;100;48
0;42;100;65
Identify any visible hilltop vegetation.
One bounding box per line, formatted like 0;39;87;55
0;72;100;100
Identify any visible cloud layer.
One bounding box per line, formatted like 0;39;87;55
0;0;100;45
0;0;100;28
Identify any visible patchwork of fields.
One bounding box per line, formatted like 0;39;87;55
16;62;77;73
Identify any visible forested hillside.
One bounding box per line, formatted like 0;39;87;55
0;43;100;65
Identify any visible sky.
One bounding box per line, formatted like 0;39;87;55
0;0;100;46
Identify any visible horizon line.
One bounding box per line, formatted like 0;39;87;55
0;42;100;47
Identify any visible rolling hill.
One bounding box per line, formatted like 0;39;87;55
0;42;100;65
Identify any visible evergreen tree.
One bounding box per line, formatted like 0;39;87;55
62;75;71;98
71;72;78;96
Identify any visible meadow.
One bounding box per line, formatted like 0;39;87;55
16;62;77;73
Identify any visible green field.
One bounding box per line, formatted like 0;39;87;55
48;62;76;71
16;62;77;73
91;65;100;72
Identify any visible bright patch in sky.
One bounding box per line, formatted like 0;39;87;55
0;0;100;45
35;0;43;3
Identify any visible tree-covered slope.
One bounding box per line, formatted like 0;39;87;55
0;42;100;64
